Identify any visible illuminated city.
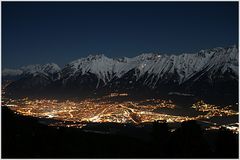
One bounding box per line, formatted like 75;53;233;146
2;2;239;158
2;92;238;133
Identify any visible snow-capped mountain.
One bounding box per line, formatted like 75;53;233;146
2;68;23;77
60;45;238;89
3;63;61;80
20;63;61;81
4;45;238;102
4;63;61;93
61;54;118;88
2;68;23;81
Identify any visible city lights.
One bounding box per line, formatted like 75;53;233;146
2;93;238;133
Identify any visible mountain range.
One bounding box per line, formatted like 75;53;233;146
3;45;238;104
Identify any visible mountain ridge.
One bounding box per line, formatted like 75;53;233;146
3;45;238;104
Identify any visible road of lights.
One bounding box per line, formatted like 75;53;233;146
2;93;239;132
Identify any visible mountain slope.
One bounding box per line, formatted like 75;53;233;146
5;63;61;95
4;45;238;102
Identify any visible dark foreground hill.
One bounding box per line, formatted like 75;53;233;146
2;106;238;158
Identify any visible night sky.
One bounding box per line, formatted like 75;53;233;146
2;2;238;68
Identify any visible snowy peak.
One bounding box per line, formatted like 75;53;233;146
133;53;160;61
21;63;60;74
4;45;238;102
3;63;61;81
196;46;238;75
3;45;238;92
85;54;106;60
42;63;61;74
21;63;61;81
60;46;238;88
2;68;23;77
62;54;121;84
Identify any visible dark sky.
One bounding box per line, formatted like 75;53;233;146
2;2;238;68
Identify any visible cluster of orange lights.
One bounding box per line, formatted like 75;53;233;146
2;93;239;132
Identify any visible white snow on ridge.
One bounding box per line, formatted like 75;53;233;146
2;68;23;77
21;63;60;74
62;46;238;87
64;54;117;84
21;63;61;81
3;46;238;87
2;63;61;81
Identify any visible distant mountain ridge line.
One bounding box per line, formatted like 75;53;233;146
3;45;238;71
3;45;238;103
